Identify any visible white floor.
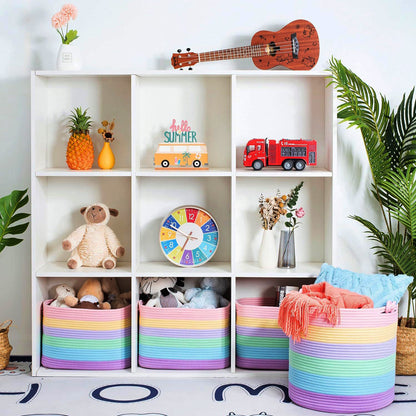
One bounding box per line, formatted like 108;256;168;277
0;362;415;416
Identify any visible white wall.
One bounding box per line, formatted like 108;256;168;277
1;0;415;354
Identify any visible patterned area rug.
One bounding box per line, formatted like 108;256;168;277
0;362;415;416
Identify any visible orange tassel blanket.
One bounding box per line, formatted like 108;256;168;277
278;281;374;342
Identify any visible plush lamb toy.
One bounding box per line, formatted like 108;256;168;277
140;276;185;308
50;284;76;308
62;203;125;269
183;277;229;309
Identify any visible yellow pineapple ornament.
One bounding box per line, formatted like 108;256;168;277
66;107;94;170
98;119;116;169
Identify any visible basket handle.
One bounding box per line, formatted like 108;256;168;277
0;320;12;330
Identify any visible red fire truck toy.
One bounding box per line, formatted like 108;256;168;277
243;138;317;171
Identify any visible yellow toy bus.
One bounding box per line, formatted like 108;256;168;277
154;143;209;169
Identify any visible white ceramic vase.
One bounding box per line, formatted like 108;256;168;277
56;43;82;71
258;229;277;269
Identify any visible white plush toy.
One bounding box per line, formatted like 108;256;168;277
183;277;229;309
62;203;125;269
50;284;76;308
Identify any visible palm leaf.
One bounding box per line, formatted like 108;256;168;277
379;169;416;240
393;88;416;169
328;57;392;189
351;215;416;279
0;189;30;253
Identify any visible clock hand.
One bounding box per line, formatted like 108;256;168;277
170;224;198;240
181;231;193;252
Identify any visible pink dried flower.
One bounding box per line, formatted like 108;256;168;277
51;11;68;29
295;207;305;218
61;4;78;20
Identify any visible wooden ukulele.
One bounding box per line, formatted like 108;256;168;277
171;19;319;71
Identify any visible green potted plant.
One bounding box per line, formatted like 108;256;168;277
329;58;416;374
0;188;30;369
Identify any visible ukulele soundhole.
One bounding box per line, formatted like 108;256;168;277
268;41;280;57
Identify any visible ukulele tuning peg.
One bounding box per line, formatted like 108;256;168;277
177;49;182;53
186;47;191;51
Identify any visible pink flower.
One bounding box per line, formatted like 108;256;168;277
295;207;305;218
51;11;68;29
61;4;78;20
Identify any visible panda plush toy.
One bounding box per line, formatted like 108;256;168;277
139;276;185;308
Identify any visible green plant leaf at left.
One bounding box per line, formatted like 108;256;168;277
64;29;79;44
0;189;30;253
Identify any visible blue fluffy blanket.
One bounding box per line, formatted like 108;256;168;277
315;263;413;308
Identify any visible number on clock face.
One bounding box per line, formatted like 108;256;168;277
159;206;219;267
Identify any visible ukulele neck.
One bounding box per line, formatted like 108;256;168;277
199;45;268;62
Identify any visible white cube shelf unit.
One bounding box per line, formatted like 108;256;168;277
31;70;337;377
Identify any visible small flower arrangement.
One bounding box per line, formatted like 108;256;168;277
51;4;79;44
282;181;305;231
258;193;288;230
258;181;304;231
98;120;116;142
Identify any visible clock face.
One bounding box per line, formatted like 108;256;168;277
159;206;219;267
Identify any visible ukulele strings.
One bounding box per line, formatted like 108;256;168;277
199;41;319;60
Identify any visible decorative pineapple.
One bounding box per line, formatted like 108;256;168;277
66;107;94;170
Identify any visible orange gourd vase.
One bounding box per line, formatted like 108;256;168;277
98;142;115;169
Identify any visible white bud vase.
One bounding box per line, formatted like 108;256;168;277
56;43;82;71
258;229;277;269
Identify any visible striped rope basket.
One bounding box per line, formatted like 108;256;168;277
42;300;131;370
138;302;230;369
288;306;398;413
236;298;288;370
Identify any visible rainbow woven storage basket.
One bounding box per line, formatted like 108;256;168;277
288;306;398;413
42;300;131;370
138;303;230;369
236;298;288;370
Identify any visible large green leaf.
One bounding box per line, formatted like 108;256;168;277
0;189;30;253
328;57;392;192
379;169;416;240
392;88;416;170
351;215;416;280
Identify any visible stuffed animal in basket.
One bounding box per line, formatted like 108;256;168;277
183;276;229;309
65;278;111;309
139;276;185;308
101;277;131;309
62;203;125;269
50;283;76;308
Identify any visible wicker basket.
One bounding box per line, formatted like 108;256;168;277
0;320;13;370
396;317;416;375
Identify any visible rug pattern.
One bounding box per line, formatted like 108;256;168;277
0;362;415;416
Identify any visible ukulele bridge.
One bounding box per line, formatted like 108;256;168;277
291;33;299;59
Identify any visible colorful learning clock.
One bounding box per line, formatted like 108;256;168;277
159;206;219;267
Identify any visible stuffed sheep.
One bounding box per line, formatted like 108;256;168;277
62;203;125;269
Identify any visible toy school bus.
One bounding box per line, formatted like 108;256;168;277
154;143;209;169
